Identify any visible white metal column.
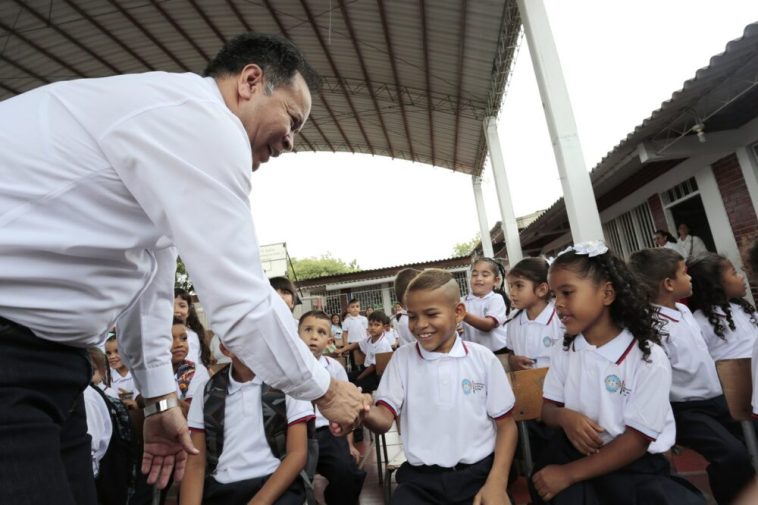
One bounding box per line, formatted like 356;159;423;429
516;0;604;243
381;285;393;314
471;175;495;258
484;117;523;264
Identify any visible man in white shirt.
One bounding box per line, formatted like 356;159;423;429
0;32;367;505
676;223;709;260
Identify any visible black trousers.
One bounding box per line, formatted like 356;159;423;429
347;369;380;394
315;427;366;505
529;432;705;505
391;454;495;505
204;474;305;505
672;395;755;505
0;316;96;505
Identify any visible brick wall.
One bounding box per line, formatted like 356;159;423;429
647;194;668;231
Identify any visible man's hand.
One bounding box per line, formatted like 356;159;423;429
558;409;604;455
141;399;198;489
532;464;575;502
314;378;371;436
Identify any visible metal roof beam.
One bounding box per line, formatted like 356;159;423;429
188;0;227;45
0;53;50;84
451;0;469;171
419;0;436;166
149;0;209;61
0;18;85;77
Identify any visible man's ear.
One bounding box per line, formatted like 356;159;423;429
237;64;264;100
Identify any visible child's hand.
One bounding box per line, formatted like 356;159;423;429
532;464;574;502
348;444;361;463
510;355;535;371
473;479;510;505
559;409;604;455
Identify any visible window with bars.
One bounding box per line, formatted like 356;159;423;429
349;287;384;311
453;271;470;297
602;202;656;259
324;293;345;316
661;178;699;207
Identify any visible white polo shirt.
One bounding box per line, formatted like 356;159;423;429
83;385;113;478
543;329;676;454
174;361;210;401
374;337;514;467
461;292;508;351
0;72;329;400
654;304;722;402
110;369;139;397
395;311;415;346
343;315;368;343
752;336;758;417
315;356;349;429
693;303;758;360
186;328;201;366
506;303;564;368
188;369;315;484
358;333;394;367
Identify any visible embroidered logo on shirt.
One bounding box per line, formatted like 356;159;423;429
604;374;622;393
543;336;555;347
461;378;485;395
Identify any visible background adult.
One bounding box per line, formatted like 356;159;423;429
0;32;367;505
677;222;709;260
654;229;683;255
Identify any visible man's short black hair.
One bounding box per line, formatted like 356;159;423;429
204;32;321;92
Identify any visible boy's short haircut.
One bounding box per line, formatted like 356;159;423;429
628;248;683;302
87;347;107;375
269;276;301;305
348;298;360;306
298;310;331;330
172;316;186;326
368;310;390;325
406;269;460;305
394;268;422;304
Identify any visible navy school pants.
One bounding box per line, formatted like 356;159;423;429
0;316;96;505
315;426;366;505
203;473;305;505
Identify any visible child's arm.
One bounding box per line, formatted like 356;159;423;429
474;415;517;505
336;342;359;355
463;312;499;332
356;364;376;381
178;430;207;505
507;353;535;371
249;422;308;505
347;432;361;463
363;403;395;434
542;401;604;455
532;429;649;502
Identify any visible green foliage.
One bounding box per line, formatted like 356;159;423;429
175;257;194;292
288;253;360;280
452;233;480;257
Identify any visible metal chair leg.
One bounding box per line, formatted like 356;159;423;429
741;419;758;473
376;431;385;486
517;420;534;476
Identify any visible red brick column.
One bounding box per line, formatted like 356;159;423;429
647;194;668;231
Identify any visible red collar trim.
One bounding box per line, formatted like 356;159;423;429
658;312;679;323
546;308;556;325
615;340;636;365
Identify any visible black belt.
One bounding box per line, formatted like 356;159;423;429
411;454;494;474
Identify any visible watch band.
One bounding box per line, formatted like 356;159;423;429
143;397;179;417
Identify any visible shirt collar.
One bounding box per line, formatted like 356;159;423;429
653;304;681;323
520;303;556;325
227;365;260;395
465;291;495;301
572;329;635;364
415;336;468;361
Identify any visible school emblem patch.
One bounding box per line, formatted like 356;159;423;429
604;374;622;393
461;378;485;395
543;336;554;347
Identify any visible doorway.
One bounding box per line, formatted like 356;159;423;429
668;194;716;253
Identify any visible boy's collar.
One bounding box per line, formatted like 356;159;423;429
415;336;468;361
228;365;259;393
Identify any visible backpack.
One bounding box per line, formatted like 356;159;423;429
203;364;319;505
90;384;139;505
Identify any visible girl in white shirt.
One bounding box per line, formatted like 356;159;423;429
531;242;704;505
171;318;210;416
688;253;758;360
174;288;212;367
105;335;139;409
506;257;564;370
461;257;510;353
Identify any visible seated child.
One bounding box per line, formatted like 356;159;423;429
530;242;704;505
179;344;316;505
393;268;421;347
171;317;210;415
630;248;754;504
688;253;758;360
299;310;366;505
363;269;517;505
337;310;394;393
461;257;510;353
505;257;564;370
270;276;300;314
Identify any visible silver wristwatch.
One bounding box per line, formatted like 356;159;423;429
143;397;179;417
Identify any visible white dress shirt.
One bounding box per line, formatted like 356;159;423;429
84;385;113;478
461;292;509;351
677;235;708;260
315;356;349;429
375;337;514;467
0;72;329;399
654;304;722;401
543;330;676;454
693;304;758;361
506;303;564;368
187;369;315;484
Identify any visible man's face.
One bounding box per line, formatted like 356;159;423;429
239;71;312;171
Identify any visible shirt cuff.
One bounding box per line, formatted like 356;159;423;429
131;362;176;399
625;419;659;442
284;363;331;401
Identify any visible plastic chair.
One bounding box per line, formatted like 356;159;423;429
715;358;758;472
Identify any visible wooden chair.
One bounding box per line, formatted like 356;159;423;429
507;367;549;476
715;358;758;472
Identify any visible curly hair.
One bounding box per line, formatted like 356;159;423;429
174;288;211;367
550;248;662;361
688;253;756;339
